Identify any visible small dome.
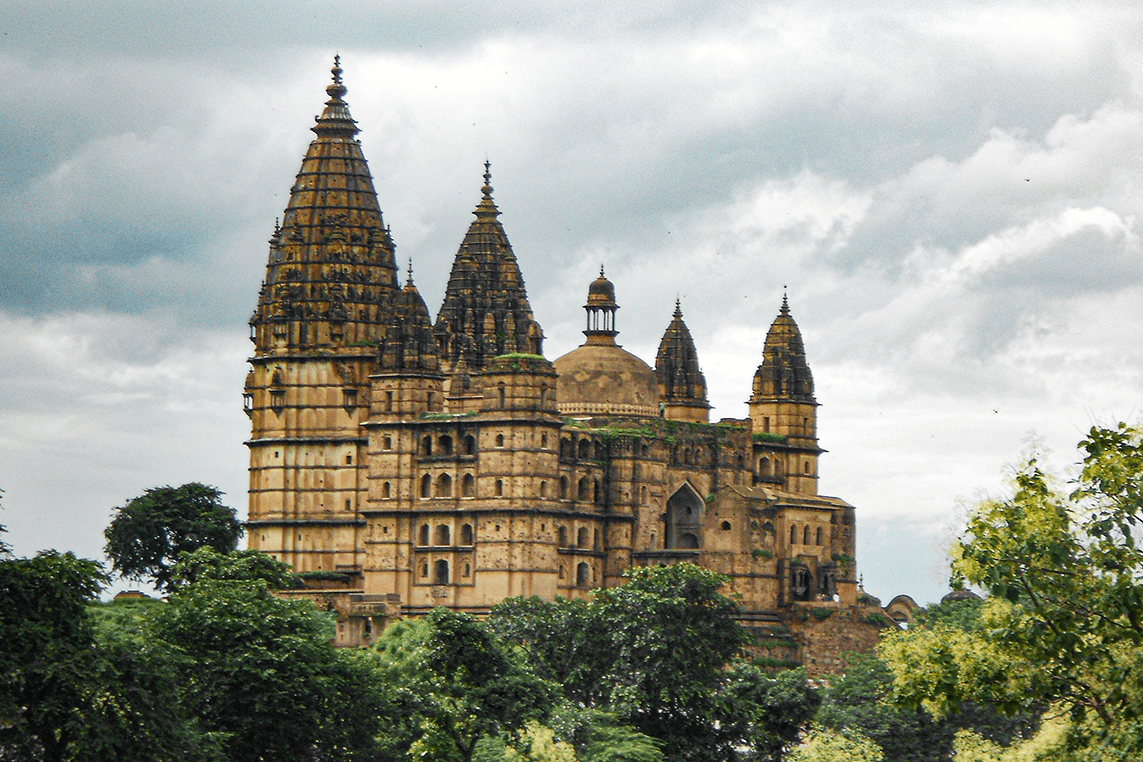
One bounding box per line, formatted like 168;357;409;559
587;268;616;306
553;343;658;418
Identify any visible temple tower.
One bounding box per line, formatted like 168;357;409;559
748;295;821;495
433;164;544;374
245;58;398;576
654;300;710;422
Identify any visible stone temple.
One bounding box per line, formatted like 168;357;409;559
245;59;871;662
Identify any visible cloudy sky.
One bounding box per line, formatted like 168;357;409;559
1;1;1141;605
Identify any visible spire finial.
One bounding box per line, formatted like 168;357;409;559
406;258;414;287
674;297;682;318
474;160;501;217
327;55;347;101
781;288;789;314
600;264;605;278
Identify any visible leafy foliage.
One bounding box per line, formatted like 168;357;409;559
371;609;555;762
104;483;243;592
150;575;388;762
882;424;1143;758
489;563;815;762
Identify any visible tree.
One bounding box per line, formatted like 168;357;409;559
881;424;1143;757
104;483;243;592
371;609;555;762
490;564;762;762
167;546;295;590
786;727;884;762
0;551;107;761
149;575;388;762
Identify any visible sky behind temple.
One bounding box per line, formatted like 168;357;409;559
2;1;1141;605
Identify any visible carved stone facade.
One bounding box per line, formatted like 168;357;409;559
246;60;862;647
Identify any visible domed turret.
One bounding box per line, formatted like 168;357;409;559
553;269;658;418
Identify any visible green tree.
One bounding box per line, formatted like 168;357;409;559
726;662;821;761
786;727;884;762
372;609;555;762
150;575;387;762
0;551;107;761
490;564;760;762
104;483;243;592
167;546;295;589
882;424;1143;758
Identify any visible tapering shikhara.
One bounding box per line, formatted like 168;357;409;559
245;60;858;646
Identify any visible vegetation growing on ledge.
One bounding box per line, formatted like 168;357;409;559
754;432;789;443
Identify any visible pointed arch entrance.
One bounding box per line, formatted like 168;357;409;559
665;482;704;549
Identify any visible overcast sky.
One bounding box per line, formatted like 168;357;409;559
1;1;1141;605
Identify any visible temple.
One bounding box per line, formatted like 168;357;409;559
245;60;869;667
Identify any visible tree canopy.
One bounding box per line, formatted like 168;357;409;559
104;483;243;592
881;423;1143;759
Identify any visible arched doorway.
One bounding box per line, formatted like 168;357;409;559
665;483;704;549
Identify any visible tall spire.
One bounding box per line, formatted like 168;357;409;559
434;163;543;371
250;56;398;353
752;296;815;404
655;300;710;422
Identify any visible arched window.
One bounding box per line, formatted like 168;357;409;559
421;436;432;456
804;460;811;475
816;526;823;546
435;473;453;498
541;433;548;448
385;391;394;412
803;525;811;545
464;435;476;455
382;482;391;499
462;473;475;497
759;457;771;477
434;559;449;584
577;478;590;501
497;383;506;408
420;474;431;498
594;442;605;460
435;524;450;546
559;565;566;580
560;438;572;458
678;533;699;549
496;433;505;448
576;562;591;588
540;480;548;498
438;435;453;456
790;524;798;544
577;527;589;548
560;477;568;499
593;480;602;504
419;524;430;546
593;528;601;550
460;524;474;545
383;436;392;450
558;526;569;547
421;562;428;577
495;479;504;496
721;521;731;531
665;484;704;549
641;486;648;504
463;562;471;578
577;439;591;459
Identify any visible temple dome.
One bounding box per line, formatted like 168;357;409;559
554;343;658;418
554;270;657;418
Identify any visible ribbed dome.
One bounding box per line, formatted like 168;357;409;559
554;271;657;418
553;343;659;418
587;268;616;306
